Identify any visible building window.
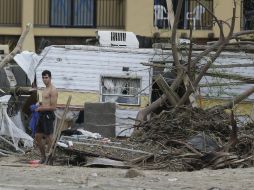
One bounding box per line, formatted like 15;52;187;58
50;0;95;27
154;0;169;29
242;0;254;30
101;77;141;105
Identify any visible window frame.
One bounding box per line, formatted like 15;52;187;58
100;75;142;106
50;0;96;28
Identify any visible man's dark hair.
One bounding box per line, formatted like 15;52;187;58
42;70;51;78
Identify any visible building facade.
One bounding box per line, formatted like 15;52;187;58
0;0;250;51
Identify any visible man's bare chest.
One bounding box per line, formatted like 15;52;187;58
42;89;51;100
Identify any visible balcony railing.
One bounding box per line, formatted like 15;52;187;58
240;0;254;30
154;0;213;30
0;0;21;26
34;0;125;29
184;0;213;30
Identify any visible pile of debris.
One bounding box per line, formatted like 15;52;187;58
38;106;253;172
129;106;254;171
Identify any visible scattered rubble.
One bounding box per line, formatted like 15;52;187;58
1;104;254;173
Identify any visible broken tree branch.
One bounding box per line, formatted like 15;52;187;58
0;23;31;70
205;71;254;83
223;110;238;152
218;86;254;110
177;1;237;106
171;0;183;70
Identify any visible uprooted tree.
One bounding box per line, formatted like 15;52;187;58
136;0;254;124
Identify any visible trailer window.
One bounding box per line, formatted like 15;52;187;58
101;77;141;105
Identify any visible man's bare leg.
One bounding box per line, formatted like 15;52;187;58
35;133;46;163
45;134;53;153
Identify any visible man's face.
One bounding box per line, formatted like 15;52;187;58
42;74;51;86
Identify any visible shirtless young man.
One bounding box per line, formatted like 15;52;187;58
35;70;58;163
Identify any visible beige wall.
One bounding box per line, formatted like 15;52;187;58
124;0;242;39
125;0;154;37
34;28;97;37
213;0;241;38
22;0;35;51
0;0;243;43
157;0;242;39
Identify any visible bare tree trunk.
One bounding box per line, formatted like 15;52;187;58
0;23;31;70
135;0;184;124
166;0;175;29
135;0;253;124
177;1;237;106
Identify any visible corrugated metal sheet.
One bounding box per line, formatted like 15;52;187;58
36;45;158;96
199;52;254;100
36;46;254;101
116;109;138;137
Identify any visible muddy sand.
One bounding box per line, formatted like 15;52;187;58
0;155;254;190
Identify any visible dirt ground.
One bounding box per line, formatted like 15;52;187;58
0;156;254;190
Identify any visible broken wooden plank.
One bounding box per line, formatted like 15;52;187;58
72;142;153;155
60;136;122;145
60;147;125;161
85;157;130;169
155;74;180;106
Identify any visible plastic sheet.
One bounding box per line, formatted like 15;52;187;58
0;95;33;151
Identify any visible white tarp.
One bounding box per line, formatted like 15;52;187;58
0;95;33;151
14;51;42;84
10;111;26;132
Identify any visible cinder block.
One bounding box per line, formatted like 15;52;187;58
84;102;116;137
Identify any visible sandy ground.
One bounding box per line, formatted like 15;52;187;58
0;156;254;190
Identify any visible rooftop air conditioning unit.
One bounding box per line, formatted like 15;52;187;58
96;30;139;48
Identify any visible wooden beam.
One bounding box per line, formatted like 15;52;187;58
155;74;180;106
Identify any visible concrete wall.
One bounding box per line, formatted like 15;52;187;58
0;0;244;51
